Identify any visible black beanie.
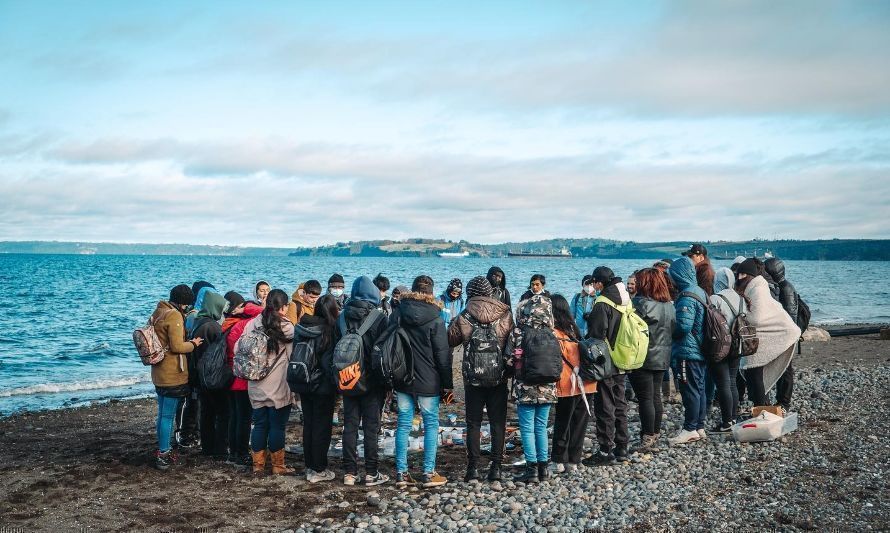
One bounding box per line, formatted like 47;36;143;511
466;276;492;298
328;273;345;285
591;266;615;285
224;291;246;314
736;258;760;277
191;280;215;296
170;284;195;306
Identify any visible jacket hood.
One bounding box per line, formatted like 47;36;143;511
242;302;264;318
294;316;324;339
465;296;510;324
196;291;226;321
763;258;786;282
601;282;631;306
194;286;218;312
350;275;381;306
669;256;698;291
487;266;507;289
714;267;736;293
398;291;442;326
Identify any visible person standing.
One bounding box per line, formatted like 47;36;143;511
373;273;393;318
764;258;802;412
486;266;511;308
439;278;464;327
327;274;347;310
151;284;202;471
448;276;513;482
286;280;321;325
584;266;632;464
518;274;549;303
394;275;452;488
221;291;259;468
254;281;271;307
708;267;744;431
550;294;597;473
628;268;676;451
190;291;230;458
570;275;596;338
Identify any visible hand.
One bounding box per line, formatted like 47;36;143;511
192;337;204;346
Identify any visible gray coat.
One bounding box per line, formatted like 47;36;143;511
631;296;675;372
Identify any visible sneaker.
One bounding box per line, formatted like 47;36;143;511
395;471;416;487
365;472;390;486
305;468;315;481
549;463;566;475
309;469;336;483
582;451;615;467
154;450;175;471
668;429;701;446
343;473;358;486
697;429;708;440
712;423;733;433
564;463;578;473
613;447;630;463
421;471;448;488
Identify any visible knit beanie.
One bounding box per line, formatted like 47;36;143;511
736;258;760;277
170;284;195;306
447;278;463;294
328;273;345;285
466;276;493;298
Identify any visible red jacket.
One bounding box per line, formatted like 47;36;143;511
224;303;264;391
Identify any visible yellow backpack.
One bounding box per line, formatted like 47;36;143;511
595;296;650;370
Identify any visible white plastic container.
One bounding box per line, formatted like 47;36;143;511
732;411;798;442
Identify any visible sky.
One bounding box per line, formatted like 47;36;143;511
1;0;889;247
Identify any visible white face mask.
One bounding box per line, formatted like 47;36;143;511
532;288;544;295
330;288;344;298
585;285;596;295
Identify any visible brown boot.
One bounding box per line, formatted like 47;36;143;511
270;449;295;475
251;449;268;474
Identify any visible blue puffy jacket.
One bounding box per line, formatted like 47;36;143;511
570;292;594;338
668;257;706;363
439;292;465;327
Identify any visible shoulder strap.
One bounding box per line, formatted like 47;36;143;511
356;309;383;336
716;294;739;317
337;314;348;336
561;354;575;369
679;291;707;307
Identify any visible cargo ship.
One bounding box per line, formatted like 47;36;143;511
438;251;470;258
507;247;572;258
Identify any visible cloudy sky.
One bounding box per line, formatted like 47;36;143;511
1;1;888;247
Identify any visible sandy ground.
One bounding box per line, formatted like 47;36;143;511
1;332;888;532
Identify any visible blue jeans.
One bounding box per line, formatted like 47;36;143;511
517;403;551;463
156;393;182;453
251;405;292;453
675;360;707;432
395;392;440;474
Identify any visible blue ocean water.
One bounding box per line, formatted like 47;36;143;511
1;254;888;415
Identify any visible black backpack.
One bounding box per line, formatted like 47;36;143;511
519;326;562;384
287;336;317;394
680;291;732;363
795;293;811;333
371;322;414;389
578;337;616;382
196;321;234;391
333;310;382;396
716;294;759;358
461;312;505;388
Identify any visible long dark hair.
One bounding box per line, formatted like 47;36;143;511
313;294;340;354
551;294;581;340
262;289;290;353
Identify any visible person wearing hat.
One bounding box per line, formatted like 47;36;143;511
189;291;230;458
583;266;633;465
448;275;514;483
570;274;597;338
150;284;202;471
682;243;714;297
439;278;465;327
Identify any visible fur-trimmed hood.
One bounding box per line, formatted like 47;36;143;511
398;291;443;327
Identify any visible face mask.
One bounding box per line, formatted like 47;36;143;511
330;289;344;298
532;288;543;295
585;285;596;296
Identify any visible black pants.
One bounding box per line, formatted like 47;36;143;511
552;394;593;464
593;374;629;451
464;382;508;465
175;390;200;444
775;362;794;409
736;371;747;405
302;392;336;472
199;389;230;456
628;369;664;437
343;391;383;476
709;357;740;427
227;390;252;458
744;366;768;406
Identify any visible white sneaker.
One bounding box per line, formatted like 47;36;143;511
364;472;390;486
309;469;336;483
305;468;315;481
344;473;357;486
549;463;565;475
668;429;701;446
697;429;707;439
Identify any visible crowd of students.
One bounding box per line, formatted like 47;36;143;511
145;243;806;487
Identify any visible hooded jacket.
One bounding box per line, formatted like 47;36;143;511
396;291;453;396
764;258;800;325
224;302;264;392
186;286;218;334
447;296;514;385
335;277;388;393
244;314;295;409
189;292;227;375
510;295;558;404
710;267;744;329
668;257;706;363
631;296;676;372
570;291;595;338
740;276;800;390
150;301;196;390
486;266;511;308
286;288;315;325
439;291;465;327
585;280;631;349
294;314;336;396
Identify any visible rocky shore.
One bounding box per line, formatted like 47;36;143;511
1;333;888;532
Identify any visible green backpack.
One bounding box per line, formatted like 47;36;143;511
595;296;650;370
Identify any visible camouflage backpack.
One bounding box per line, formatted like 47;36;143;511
516;295;562;385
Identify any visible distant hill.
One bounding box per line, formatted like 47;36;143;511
2;238;888;260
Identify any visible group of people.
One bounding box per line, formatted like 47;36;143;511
146;243;806;488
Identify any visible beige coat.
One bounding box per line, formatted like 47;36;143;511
150;301;195;388
243;315;295;409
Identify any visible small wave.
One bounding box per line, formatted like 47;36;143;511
88;342;112;352
0;375;152;398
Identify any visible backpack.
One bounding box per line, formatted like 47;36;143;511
795;293;811;333
133;309;174;366
717;294;759;358
461;312;505;388
680;291;732;363
594;296;650;370
515;296;562;385
233;324;285;381
287;336;317;394
333;309;382;396
371;322;414;389
578;337;616;382
198;335;234;390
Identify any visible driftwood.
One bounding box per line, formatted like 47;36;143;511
823;325;886;337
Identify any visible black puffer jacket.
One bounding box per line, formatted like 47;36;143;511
295;315;336;396
487;266;511;308
585;280;630;349
764;258;800;325
336;299;388;392
395;292;453;396
631;296;676;371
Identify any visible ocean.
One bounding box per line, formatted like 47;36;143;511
1;254;887;415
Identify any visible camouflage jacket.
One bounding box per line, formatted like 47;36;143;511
510;295;558;405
